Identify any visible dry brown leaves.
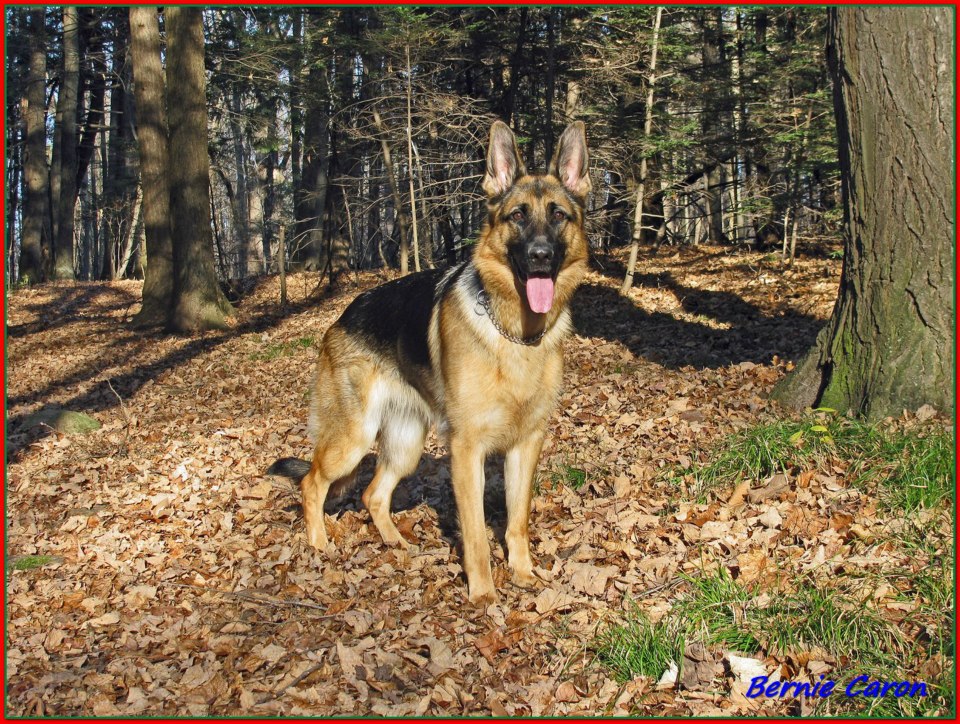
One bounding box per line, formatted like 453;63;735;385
6;246;897;716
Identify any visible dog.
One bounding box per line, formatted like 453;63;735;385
268;120;591;604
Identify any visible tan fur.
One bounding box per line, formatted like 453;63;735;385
296;121;590;604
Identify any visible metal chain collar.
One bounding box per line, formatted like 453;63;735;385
474;289;545;346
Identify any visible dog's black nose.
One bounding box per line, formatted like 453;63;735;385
527;240;554;264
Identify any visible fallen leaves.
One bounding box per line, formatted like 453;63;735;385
82;611;121;629
567;561;620;596
473;627;522;664
682;642;720;691
7;246;914;717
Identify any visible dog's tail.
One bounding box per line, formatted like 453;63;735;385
267;457;311;481
267;456;357;500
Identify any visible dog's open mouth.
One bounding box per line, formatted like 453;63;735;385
523;274;555;314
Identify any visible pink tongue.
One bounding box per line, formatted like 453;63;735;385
525;276;555;314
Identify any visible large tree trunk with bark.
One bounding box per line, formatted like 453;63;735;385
52;6;80;279
129;6;174;328
292;9;331;271
772;7;953;420
20;8;49;284
165;6;233;332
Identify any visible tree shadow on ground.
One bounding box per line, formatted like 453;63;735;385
6;284;142;339
5;285;325;460
573;257;825;369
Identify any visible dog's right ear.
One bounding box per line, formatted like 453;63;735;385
483;120;526;199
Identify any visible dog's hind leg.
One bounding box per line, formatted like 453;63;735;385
362;412;427;546
302;376;375;549
302;431;372;549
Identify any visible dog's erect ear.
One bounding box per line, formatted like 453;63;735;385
483;120;526;199
549;121;591;201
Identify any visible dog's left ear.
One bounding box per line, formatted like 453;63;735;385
549;121;591;202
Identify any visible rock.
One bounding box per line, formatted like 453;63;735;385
23;408;101;434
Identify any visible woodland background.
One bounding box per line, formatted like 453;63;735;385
6;6;839;286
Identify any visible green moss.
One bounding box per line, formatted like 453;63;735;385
23;409;101;434
9;555;60;571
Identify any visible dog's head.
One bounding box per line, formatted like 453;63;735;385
477;121;591;315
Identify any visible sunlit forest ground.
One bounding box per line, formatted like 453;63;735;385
6;245;952;716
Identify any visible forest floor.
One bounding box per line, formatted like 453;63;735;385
5;245;953;717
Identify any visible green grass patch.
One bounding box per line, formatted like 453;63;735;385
671;567;900;659
252;336;316;361
691;413;849;495
912;559;955;658
609;414;953;715
673;567;760;652
688;413;952;513
773;586;902;660
552;464;587;491
9;555;58;571
850;427;953;512
595;605;683;683
596;567;952;715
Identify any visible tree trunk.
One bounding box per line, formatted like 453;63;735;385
411;138;434;269
101;22;138;282
20;8;49;284
404;44;421;273
129;6;175;328
544;8;557;163
622;7;663;293
500;8;529;126
292;9;330;271
288;10;304;263
116;185;143;278
52;6;80;279
700;8;728;246
7;113;21;283
373;108;410;275
228;84;252;276
772;7;953;419
75;9;105;193
165;6;233;332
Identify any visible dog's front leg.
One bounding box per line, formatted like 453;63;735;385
504;431;544;588
450;435;495;604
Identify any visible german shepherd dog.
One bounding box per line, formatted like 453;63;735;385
269;120;591;604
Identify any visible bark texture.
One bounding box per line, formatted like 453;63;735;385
128;6;174;328
52;6;80;279
292;9;330;271
773;7;954;420
20;9;49;284
165;7;233;332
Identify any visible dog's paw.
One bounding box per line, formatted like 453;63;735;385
379;531;407;547
304;526;329;550
511;568;539;589
467;587;497;607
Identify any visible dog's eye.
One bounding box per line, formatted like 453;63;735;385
511;210;525;223
553;209;567;222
